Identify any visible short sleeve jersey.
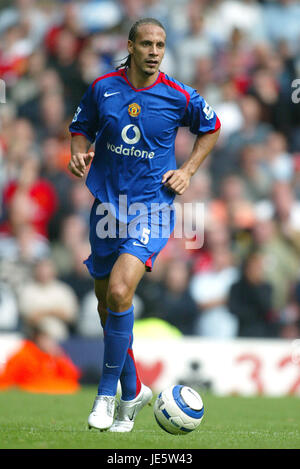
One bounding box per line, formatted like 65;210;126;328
69;68;220;221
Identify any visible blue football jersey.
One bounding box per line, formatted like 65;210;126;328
69;68;220;221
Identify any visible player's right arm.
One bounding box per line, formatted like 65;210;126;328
68;82;99;178
69;134;94;178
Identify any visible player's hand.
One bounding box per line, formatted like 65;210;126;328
68;152;94;178
162;169;191;195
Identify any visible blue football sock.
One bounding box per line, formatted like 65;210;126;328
97;306;134;396
120;334;142;401
99;317;141;401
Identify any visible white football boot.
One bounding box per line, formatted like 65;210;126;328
88;395;115;431
109;384;153;432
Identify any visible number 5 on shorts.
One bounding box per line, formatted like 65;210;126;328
141;227;150;245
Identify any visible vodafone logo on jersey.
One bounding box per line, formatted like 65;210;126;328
121;124;141;144
106;124;155;160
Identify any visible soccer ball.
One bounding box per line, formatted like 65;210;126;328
153;385;204;435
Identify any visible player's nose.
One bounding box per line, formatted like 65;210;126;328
150;44;159;56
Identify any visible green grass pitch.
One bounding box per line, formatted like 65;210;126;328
0;387;299;449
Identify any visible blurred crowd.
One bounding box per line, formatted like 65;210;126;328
0;0;300;344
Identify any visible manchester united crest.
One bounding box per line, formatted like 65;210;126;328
128;103;141;117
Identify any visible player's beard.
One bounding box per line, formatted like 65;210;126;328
143;61;160;76
143;68;156;76
131;54;162;77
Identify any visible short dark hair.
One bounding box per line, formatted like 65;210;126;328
116;18;166;70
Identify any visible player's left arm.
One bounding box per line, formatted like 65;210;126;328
162;128;220;195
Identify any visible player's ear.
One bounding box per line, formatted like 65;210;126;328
127;39;134;55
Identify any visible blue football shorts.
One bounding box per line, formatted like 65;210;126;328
84;198;175;279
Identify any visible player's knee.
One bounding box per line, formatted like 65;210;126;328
106;282;131;311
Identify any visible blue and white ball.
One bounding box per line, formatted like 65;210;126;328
153;385;204;435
